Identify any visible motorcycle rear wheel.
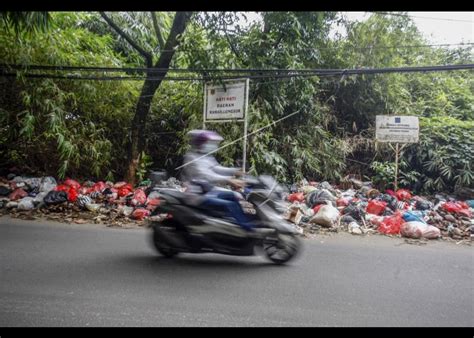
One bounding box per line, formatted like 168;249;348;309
263;234;300;264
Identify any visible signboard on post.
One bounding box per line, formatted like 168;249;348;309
375;115;420;191
204;80;247;121
376;115;419;143
203;79;250;172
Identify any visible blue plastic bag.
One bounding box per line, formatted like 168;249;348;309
402;211;426;224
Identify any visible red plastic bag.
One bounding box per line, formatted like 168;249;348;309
114;181;128;189
130;189;147;206
8;188;28;201
366;200;387;215
132;208;150;220
336;198;350;207
395;189;412;201
378;212;404;235
312;204;323;213
146;198;160;211
91;181;106;192
55;184;70;193
288;192;304;203
63;179;81;190
67;188;78;202
442;202;464;214
118;186;133;197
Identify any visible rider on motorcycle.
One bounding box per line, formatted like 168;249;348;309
180;130;255;231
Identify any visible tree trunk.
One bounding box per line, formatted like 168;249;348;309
125;79;159;183
124;12;192;185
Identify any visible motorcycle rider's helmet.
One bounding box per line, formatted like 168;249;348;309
187;129;223;154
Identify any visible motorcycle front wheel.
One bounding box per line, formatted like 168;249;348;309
151;222;180;258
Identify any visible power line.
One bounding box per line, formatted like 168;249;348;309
2;61;474;75
1;64;472;82
374;11;474;23
142;42;474;54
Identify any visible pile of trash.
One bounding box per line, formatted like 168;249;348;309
283;177;474;243
0;174;183;226
1;172;473;243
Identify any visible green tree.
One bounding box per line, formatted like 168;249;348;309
98;11;193;184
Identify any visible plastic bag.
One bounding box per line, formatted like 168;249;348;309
0;186;12;196
55;184;70;193
309;204;340;227
378;212;403;235
130;188;147;206
63;179;81;190
132;208;150;220
39;181;56;193
379;194;398;211
43;191;68;206
76;195;92;208
33;191;48;204
288;192;305;203
336;198;350;207
402;211;426;223
18;197;35;210
442;202;472;217
91;181;106;192
342;204;365;221
9;188;28;201
85;203;101;212
146;198;160;211
306;189;336;207
67;188;78;202
24;178;41;191
395;189;412;201
312;204;323;214
401;221;441;239
366;200;387;215
114;181;129;189
118;185;133;197
120;206;134;217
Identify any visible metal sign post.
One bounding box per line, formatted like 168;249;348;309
203;78;250;172
243;78;249;172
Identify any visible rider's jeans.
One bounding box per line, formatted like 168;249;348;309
200;190;254;231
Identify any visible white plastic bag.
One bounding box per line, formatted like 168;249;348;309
17;197;35;210
310;204;340;227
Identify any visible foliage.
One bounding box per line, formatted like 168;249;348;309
0;12;138;180
404;117;474;192
136;151;154;182
1;11;51;35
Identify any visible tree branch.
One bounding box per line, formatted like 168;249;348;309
223;26;242;60
99;12;153;67
150;12;165;50
153;11;193;69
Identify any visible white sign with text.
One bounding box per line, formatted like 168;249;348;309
376;115;419;143
204;81;247;120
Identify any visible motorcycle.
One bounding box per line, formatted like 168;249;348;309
148;175;301;264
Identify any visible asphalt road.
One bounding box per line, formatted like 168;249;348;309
0;216;472;327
